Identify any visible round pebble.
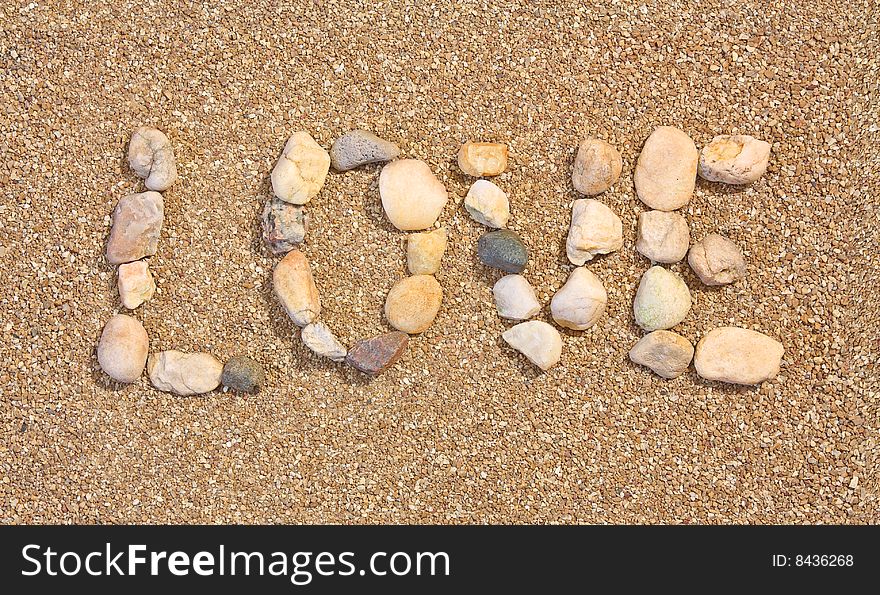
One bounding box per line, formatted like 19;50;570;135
384;275;443;334
379;159;448;230
633;266;692;331
477;229;528;273
571;137;622;195
221;355;266;393
97;314;149;383
633;126;698;211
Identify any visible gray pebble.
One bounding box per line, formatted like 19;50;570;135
477;229;528;273
221;355;266;393
262;197;307;254
330;130;400;171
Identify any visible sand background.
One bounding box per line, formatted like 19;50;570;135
1;1;877;523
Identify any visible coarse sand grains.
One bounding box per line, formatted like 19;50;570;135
0;1;877;524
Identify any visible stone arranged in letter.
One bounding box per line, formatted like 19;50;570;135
106;191;164;265
128;126;178;191
629;330;694;379
148;350;223;396
457;142;508;177
379;159;448;231
273;250;321;327
502;320;562;371
699;135;770;184
262;197;307;254
330;130;400;171
633;266;692;331
688;233;746;286
117;260;156;310
550;267;607;331
271;131;331;205
694;327;783;385
571;138;622;196
633;126;698;211
97;314;149;383
384;275;443;334
493;274;541;320
477;229;528;273
346;331;409;375
566;199;623;266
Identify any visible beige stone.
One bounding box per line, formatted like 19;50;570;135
464;180;510;228
379;159;448;230
457;142;508;176
384;275;443;334
493;274;541;320
97;314;149;383
550;267;607;330
502;321;562;371
636;210;690;264
273;250;321;327
633;126;698;211
106;191;164;265
633;266;692;331
301;322;347;362
699;134;771;184
128;126;177;191
271;131;331;204
694;327;784;385
571;138;622;195
629;330;694;379
147;350;223;395
117;260;156;309
688;233;746;286
406;228;448;275
566;199;623;265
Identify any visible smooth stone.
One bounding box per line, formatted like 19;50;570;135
379;159;448;230
634;126;698;211
502;320;562;371
273;250;321;327
688;233;746;286
221;355;265;393
117;260;156;310
147;350;223;396
550;267;607;330
477;230;528;273
566;198;623;265
261;197;307;254
457;142;508;176
636;210;690;264
699;135;771;184
633;266;692;331
694;327;784;385
629;330;694;379
406;228;447;275
128;126;177;191
346;331;409;375
301;322;347;362
97;314;149;383
329;130;400;171
384;275;443;334
464;179;510;228
571;138;622;195
493;274;541;320
106;191;164;265
271;131;331;205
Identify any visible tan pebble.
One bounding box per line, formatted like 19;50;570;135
636;210;690;264
379;159;448;230
502;320;562;371
629;330;694;379
458;142;508;176
117;260;155;309
384;275;443;334
406;228;448;275
634;126;698;211
699;134;771;184
694;327;784;385
97;314;148;383
301;322;347;362
493;274;541;320
464;179;510;228
688;233;746;286
271;131;331;205
273;250;321;327
566;198;623;265
571;138;622;195
147;350;223;395
550;267;607;330
128;126;177;191
106;191;164;265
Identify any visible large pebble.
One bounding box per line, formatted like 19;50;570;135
493;275;541;320
379;159;448;230
384;275;443;334
262;197;307;254
117;260;156;309
221;355;265;393
330;130;400;171
566;198;623;265
457;142;508;176
694;327;783;385
636;210;690;264
346;331;408;375
128;126;177;191
406;228;447;275
464;179;510;228
633;266;692;331
148;350;223;396
477;229;528;273
97;314;149;383
699;135;770;184
634;126;698;211
571;138;622;195
301;322;347;362
502;320;562;371
629;330;694;379
273;250;321;327
688;233;746;286
550;267;607;330
106;191;164;265
271;131;331;205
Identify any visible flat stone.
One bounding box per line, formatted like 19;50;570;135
271;131;331;204
571;138;622;195
688;233;746;286
502;320;562;371
478;229;528;273
457;142;508;176
379;159;448;230
384;275;443;334
464;179;510;228
330;129;400;171
406;228;448;275
633;266;692;331
636;210;690;264
629;330;694;379
550;267;607;330
346;331;409;375
128;126;177;191
221;355;265;393
261;197;307;254
97;314;149;383
694;327;784;385
301;322;347;362
699;134;771;184
106;191;164;265
273;250;321;327
634;126;698;211
493;274;541;320
566;198;623;265
148;350;223;396
117;260;156;309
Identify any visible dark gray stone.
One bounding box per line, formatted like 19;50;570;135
221;355;266;393
330;130;400;171
477;230;528;273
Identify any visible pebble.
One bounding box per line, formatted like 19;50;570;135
261;197;307;254
566;198;623;265
694;327;784;385
493;274;541;320
273;250;321;327
633;126;698;211
97;314;149;383
457;142;508;176
636;210;690;264
628;330;694;379
270;131;331;205
329;129;400;171
477;229;528;273
633;266;692;331
221;355;265;393
464;179;510;228
106;191;164;265
346;331;409;375
127;126;177;191
550;267;607;330
384;275;443;334
502;320;562;371
698;134;771;184
688;233;746;286
571;137;622;195
301;322;347;362
406;228;447;275
117;260;156;309
148;350;223;396
379;159;448;230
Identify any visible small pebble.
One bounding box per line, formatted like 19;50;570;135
97;314;149;383
117;260;156;309
694;327;784;385
346;331;409;375
106;191;164;265
384;275;443;334
502;320;562;371
634;126;698;211
261;197;307;254
688;233;746;286
550;267;607;330
457;142;508;176
329;129;400;171
566;198;623;265
273;250;321;327
148;350;223;396
493;274;541;320
379;159;448;230
477;229;528;273
406;228;447;275
633;266;692;331
301;322;347;362
464;179;510;228
636;210;690;264
271;131;331;205
699;134;771;184
128;126;177;191
221;355;265;393
571;137;622;195
629;330;694;379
